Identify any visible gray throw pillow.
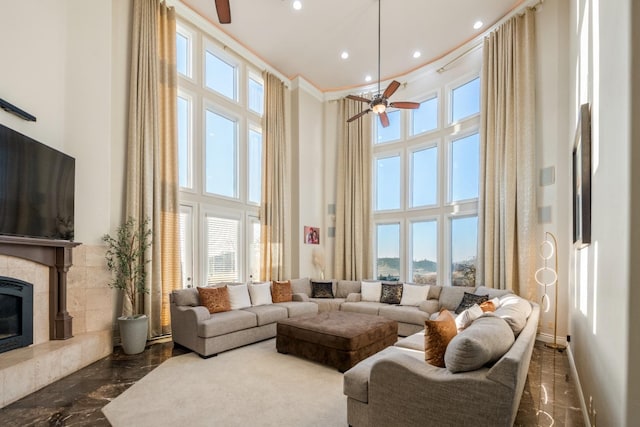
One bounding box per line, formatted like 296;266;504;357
444;316;514;373
172;288;199;306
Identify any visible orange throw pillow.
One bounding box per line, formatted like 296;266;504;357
197;286;231;314
424;309;457;367
271;280;293;303
480;301;496;313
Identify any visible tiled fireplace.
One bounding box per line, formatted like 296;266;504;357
0;237;114;408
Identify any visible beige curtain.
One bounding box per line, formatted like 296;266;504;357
126;0;181;337
334;99;373;280
478;8;537;299
260;72;289;281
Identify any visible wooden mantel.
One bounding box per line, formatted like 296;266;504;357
0;235;81;340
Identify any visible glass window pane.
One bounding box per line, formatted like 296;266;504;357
176;32;189;77
205;51;236;100
248;219;261;281
177;95;191;188
376;110;401;143
450;133;479;202
376;223;400;281
179;206;193;288
205;110;237;198
248;129;262;204
206;215;239;283
411;220;437;285
451;216;477;287
376;155;401;210
249;77;264;115
412;96;438;135
451;77;480;122
411;146;437;207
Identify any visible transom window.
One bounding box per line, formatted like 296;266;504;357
373;73;481;286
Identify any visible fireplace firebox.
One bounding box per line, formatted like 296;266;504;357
0;277;33;354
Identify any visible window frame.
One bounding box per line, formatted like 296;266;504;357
447;73;481;126
203;39;241;103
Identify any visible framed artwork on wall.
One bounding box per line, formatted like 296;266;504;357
304;226;320;245
573;103;591;248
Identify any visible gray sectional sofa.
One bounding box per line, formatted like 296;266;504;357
169;285;318;357
343;290;540;427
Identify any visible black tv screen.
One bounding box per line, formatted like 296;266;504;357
0;124;75;240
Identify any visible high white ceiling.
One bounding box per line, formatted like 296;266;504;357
181;0;525;92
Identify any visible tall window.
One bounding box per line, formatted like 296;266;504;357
373;74;480;286
177;21;264;286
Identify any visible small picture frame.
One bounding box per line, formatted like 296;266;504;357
573;103;591;248
304;226;320;245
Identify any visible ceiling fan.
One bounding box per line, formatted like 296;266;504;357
346;0;419;128
214;0;231;24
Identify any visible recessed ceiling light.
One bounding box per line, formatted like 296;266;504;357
341;51;349;60
292;0;302;11
365;75;372;82
413;50;421;59
473;20;483;30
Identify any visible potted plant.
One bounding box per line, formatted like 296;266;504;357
102;216;152;355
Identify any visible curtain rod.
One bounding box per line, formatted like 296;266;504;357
436;0;544;74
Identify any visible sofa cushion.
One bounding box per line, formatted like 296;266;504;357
197;286;231;314
438;286;477;311
400;283;429;306
227;283;252;310
475;286;513;299
274;301;319;317
455;292;489;314
336;280;361;298
243;305;288;326
361;281;382;302
271;280;293;303
424;309;457;367
444;316;515;373
172;288;199;307
311;280;334;298
426;285;443;300
290;277;312;296
380;283;403;304
455;304;484;330
490;294;533;335
340;301;385;316
378;305;430;325
394;330;426;352
248;282;273;306
197;309;257;338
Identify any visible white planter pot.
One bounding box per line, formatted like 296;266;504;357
118;315;148;355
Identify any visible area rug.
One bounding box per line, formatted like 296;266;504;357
102;338;347;426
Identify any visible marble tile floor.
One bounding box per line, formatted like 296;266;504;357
0;340;585;427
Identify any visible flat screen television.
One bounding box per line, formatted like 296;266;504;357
0;124;75;241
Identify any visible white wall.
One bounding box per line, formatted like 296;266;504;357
0;0;126;244
290;79;325;279
566;0;634;425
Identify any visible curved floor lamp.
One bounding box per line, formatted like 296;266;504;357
535;231;565;352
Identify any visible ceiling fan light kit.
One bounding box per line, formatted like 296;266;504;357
346;0;420;128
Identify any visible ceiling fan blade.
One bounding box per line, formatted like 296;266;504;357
215;0;231;24
379;111;390;128
389;101;420;109
382;80;401;99
346;94;372;104
347;109;371;123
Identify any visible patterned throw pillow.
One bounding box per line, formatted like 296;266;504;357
311;281;334;298
271;280;293;303
424;309;457;367
454;292;489;314
197;286;231;314
380;283;403;304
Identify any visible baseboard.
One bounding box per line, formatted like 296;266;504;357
536;332;568;346
566;344;592;427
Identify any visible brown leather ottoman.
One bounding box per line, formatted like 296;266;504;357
276;311;398;372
